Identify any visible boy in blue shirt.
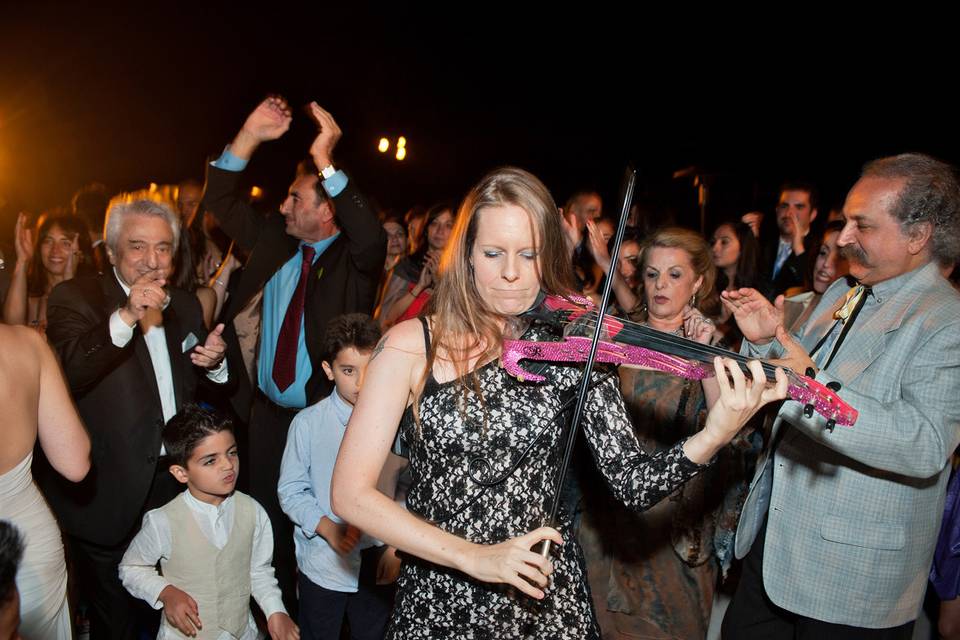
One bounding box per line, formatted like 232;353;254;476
278;313;401;639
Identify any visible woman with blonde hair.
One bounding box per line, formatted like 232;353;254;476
331;169;786;638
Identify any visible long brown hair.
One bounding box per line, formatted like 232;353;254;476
414;167;574;423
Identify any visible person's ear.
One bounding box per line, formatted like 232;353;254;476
321;360;335;382
168;464;189;485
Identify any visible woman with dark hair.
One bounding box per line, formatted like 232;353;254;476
711;220;760;295
331;169;787;638
711;221;761;347
3;211;91;333
378;203;455;328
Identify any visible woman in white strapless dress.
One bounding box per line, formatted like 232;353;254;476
0;324;90;640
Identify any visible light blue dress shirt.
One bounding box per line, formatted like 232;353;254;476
212;149;347;408
277;390;374;592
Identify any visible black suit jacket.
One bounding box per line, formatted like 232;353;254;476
36;274;212;546
759;233;815;300
203;165;386;415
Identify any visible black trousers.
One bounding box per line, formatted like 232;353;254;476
68;463;180;640
722;519;915;639
297;547;396;640
249;391;299;616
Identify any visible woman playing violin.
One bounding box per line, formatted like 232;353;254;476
331;168;787;638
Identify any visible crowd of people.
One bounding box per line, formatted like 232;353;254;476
1;95;959;640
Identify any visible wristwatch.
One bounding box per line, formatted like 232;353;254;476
319;164;337;180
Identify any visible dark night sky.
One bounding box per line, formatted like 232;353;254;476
1;5;957;232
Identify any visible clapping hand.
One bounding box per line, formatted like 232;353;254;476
307;102;342;170
241;95;293;143
585;219;611;274
559;209;581;257
13;212;34;266
720;288;784;344
682;306;717;345
119;270;168;326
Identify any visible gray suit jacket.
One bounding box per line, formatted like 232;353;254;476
735;262;960;627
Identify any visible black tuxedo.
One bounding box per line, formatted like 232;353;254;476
36;273;216;639
202;164;385;611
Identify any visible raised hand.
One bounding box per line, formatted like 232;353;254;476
63;234;81;280
119;270;168;326
13;213;34;266
266;612;300;640
559;208;581;257
158;585;202;637
191;323;226;369
415;252;438;294
682;305;717;345
241;95;293;143
720;288;784;344
461;526;563;600
585;219;611;274
307;102;342;170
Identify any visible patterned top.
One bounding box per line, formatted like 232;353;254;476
386;321;705;639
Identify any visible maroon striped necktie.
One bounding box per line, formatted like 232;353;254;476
272;245;316;391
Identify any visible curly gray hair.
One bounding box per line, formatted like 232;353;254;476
861;153;960;266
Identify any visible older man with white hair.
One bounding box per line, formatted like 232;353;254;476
36;197;228;640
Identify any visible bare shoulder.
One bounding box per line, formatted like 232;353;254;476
371;318;429;362
0;324;45;359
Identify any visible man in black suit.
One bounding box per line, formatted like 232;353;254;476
760;181;819;299
38;198;228;640
202;97;386;610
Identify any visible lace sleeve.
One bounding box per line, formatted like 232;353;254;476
581;370;707;511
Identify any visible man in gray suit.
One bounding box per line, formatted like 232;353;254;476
720;154;960;638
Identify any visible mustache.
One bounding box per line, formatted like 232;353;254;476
840;244;868;263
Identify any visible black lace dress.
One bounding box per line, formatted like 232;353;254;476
386;321;706;639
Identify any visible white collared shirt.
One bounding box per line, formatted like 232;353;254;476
107;270;228;452
118;491;286;640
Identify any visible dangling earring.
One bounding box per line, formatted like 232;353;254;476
690;293;697;308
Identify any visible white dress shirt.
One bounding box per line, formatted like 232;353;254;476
119;491;286;640
108;270;228;451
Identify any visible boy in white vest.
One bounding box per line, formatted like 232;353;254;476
278;313;403;639
119;405;299;639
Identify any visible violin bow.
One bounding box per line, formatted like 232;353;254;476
537;167;637;558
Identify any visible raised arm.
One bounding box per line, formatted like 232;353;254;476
203;97;293;251
2;213;34;326
331;320;561;599
307;102;386;276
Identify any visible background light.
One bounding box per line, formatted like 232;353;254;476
396;147;406;161
397;136;407;148
378;137;389;153
250;185;263;199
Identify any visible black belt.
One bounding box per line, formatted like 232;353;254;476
255;389;303;417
